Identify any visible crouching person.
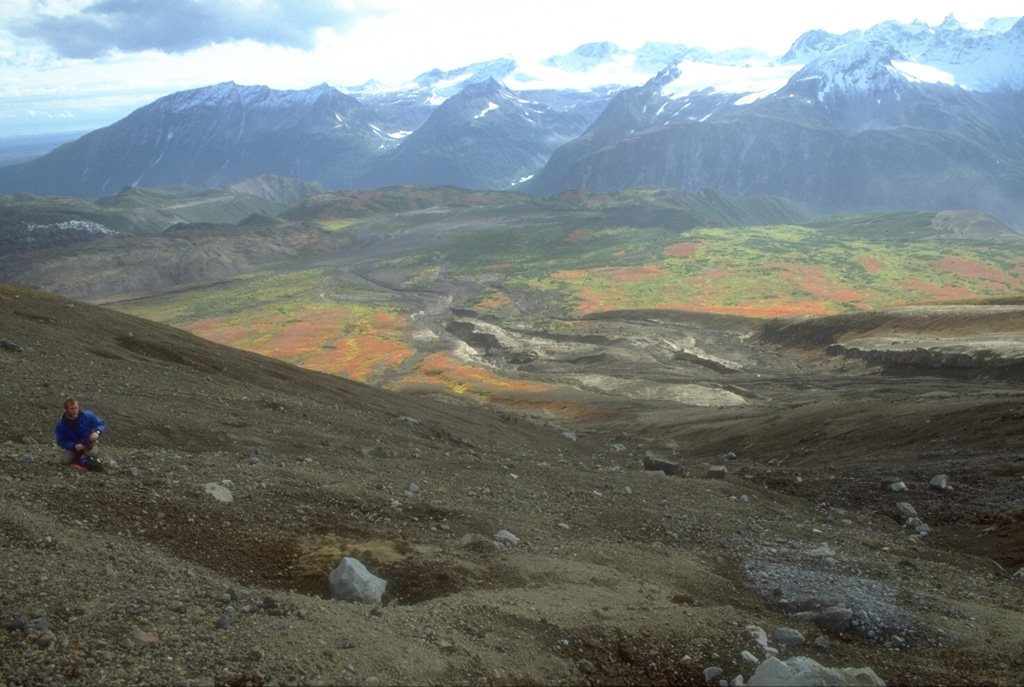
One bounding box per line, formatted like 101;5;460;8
56;396;106;472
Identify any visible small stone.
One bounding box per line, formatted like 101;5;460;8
773;627;805;648
494;529;519;546
895;502;917;521
812;606;853;634
707;465;728;480
203;483;233;503
130;628;160;646
215;614;230;630
703;666;724;681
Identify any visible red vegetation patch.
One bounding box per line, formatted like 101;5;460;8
899;279;978;300
768;263;867;304
665;243;698;258
564;229;591;243
936;257;1022;291
859;256;885;275
474;292;512;311
187;305;413;382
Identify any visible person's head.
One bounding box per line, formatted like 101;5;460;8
63;396;79;419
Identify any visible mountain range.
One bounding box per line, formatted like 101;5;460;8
0;15;1020;229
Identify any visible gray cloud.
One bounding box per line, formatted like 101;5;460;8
17;0;375;58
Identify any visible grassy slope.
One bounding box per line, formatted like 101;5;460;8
112;188;1024;395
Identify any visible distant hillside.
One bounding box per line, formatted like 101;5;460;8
0;175;327;254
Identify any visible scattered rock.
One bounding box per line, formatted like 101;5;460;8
130;628;160;646
746;625;770;651
748;656;884;686
773;627;805;649
203;482;233;503
808;606;854;635
494;529;519;546
708;465;728;479
929;475;951;491
895;502;917;521
329;557;387;605
703;666;724;681
643;452;686;476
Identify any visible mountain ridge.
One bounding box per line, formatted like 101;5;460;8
0;15;1020;227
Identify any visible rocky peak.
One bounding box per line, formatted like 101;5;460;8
784;40;911;105
541;41;625;72
938;13;964;33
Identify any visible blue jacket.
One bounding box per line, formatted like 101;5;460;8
55;410;106;450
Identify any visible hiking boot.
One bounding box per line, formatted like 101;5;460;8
69;461;88;472
76;456;104;472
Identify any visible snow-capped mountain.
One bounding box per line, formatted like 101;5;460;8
782;14;1024;91
0;81;392;196
523;30;1024;228
353;78;610;191
0;14;1021;228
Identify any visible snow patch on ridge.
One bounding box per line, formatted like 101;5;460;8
661;60;801;100
474;102;500;119
893;61;956;86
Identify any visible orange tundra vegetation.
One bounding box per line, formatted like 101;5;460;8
665;242;698;258
859;256;885;275
899;279;978;300
398;352;564;395
564;229;591;243
769;263;868;305
936;257;1024;291
474;292;513;311
187;304;413;382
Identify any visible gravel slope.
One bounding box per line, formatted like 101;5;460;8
3;282;1024;686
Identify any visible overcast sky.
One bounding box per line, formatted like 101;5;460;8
1;0;1021;137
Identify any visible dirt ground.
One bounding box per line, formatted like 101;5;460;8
3;281;1024;686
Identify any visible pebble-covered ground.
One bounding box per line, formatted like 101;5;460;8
3;282;1024;686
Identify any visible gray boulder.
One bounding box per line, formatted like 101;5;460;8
328;557;386;605
809;606;854;634
748;656;885;686
773;627;806;648
642;452;686;476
